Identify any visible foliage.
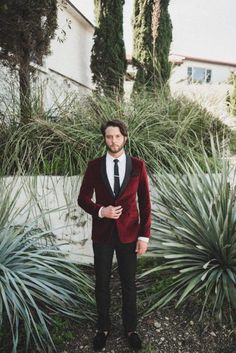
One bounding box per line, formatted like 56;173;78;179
143;144;236;321
153;0;172;87
0;0;58;122
133;0;153;91
49;316;76;346
229;130;236;155
125;93;227;173
0;179;95;353
0;91;229;175
133;0;172;92
91;0;127;96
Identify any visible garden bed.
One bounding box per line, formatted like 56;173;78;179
50;270;236;353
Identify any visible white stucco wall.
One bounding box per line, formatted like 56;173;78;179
1;174;153;265
0;65;18;115
3;170;235;266
45;3;94;90
2;176;93;264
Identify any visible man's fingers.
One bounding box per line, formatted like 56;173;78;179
112;206;122;218
102;205;123;219
135;240;148;255
114;206;122;212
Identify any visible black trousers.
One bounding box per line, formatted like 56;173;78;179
93;230;137;333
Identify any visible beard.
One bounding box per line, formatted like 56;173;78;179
105;138;127;154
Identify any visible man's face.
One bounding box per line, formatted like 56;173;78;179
104;126;127;155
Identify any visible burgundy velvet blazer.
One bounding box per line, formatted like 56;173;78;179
78;155;151;244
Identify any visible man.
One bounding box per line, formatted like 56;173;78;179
78;119;151;351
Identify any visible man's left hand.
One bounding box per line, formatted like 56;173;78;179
135;240;148;255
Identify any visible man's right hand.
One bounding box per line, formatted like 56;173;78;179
101;205;123;219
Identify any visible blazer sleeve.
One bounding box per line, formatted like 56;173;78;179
77;161;102;217
137;160;151;238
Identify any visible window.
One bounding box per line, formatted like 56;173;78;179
187;66;212;83
187;67;192;81
206;69;212;83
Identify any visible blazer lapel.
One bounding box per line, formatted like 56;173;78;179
100;155;114;198
117;155;132;198
100;154;133;199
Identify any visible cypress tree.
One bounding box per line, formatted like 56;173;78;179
133;0;172;93
91;0;127;96
154;0;172;87
133;0;153;92
0;0;58;123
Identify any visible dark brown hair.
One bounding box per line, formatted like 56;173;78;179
101;119;128;137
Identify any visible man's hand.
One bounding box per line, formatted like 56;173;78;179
101;205;123;219
135;240;148;255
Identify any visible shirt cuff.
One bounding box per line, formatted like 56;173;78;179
98;207;104;218
138;236;149;243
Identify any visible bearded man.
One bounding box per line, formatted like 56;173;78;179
78;119;151;351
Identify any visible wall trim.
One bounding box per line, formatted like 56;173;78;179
49;68;93;91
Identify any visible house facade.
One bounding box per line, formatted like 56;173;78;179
0;0;95;112
39;0;95;108
169;54;236;84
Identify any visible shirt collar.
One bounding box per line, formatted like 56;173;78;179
106;151;126;163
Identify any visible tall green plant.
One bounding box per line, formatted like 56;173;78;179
153;0;172;87
143;144;236;321
133;0;153;91
91;0;127;96
0;0;58;122
133;0;172;92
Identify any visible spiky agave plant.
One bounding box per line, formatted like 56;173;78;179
144;144;236;321
0;178;95;353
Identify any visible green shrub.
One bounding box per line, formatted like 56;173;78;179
49;316;76;346
0;91;229;175
144;145;236;321
229;130;236;154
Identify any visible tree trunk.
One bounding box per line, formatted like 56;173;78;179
19;60;31;124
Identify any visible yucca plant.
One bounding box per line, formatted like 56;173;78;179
0;178;95;353
144;143;236;321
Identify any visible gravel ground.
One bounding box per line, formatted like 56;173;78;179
57;273;236;353
58;306;236;353
1;268;236;353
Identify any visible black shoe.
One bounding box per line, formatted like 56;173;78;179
93;331;109;351
127;332;142;351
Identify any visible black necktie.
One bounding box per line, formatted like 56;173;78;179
113;159;120;197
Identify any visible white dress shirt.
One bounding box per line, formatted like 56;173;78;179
106;152;126;194
99;152;149;243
